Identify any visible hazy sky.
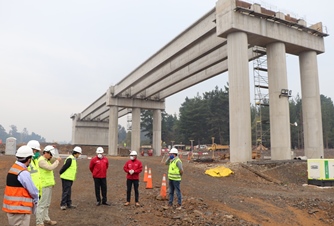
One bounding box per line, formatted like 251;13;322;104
1;0;333;143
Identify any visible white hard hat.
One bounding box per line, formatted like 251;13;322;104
44;145;56;156
73;146;82;154
16;145;34;158
130;150;137;156
169;148;178;154
27;140;41;151
96;147;104;154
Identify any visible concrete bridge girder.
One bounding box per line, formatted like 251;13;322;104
129;32;227;97
113;8;216;96
80;93;107;120
158;47;261;99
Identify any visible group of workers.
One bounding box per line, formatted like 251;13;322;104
2;140;82;226
2;141;184;226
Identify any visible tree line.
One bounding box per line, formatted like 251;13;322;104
2;86;333;150
140;85;334;149
0;125;46;144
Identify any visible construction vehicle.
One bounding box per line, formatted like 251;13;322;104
207;143;229;151
140;145;153;156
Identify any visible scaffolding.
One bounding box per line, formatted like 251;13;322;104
253;46;270;148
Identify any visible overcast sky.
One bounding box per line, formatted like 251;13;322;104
0;0;333;143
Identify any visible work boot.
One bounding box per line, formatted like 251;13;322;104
67;204;77;209
44;220;57;225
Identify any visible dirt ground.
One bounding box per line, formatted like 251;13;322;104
1;148;334;226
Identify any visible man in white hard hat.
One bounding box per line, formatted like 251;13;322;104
165;148;184;210
36;145;61;226
27;140;42;198
59;146;82;210
2;145;39;226
89;147;110;206
123;150;142;207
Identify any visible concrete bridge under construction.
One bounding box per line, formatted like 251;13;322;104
71;0;328;162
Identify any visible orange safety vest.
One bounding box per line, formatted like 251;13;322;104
2;163;33;214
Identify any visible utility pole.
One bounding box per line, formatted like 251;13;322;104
189;140;194;151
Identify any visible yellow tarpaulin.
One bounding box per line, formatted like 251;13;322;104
205;166;234;177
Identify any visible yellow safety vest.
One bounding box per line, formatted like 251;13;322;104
168;158;182;181
39;156;55;188
28;157;42;196
60;155;77;181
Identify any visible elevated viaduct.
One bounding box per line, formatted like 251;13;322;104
71;0;328;162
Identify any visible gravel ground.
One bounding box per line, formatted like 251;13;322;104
1;150;334;226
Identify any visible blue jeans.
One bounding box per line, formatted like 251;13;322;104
168;180;182;205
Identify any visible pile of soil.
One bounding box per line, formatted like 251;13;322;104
0;147;334;225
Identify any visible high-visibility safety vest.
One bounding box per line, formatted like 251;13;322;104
2;163;33;214
60;155;77;181
28;158;42;195
39;156;55;188
168;158;182;181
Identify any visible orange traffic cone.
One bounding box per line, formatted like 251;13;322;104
160;174;167;199
143;165;148;182
146;168;153;189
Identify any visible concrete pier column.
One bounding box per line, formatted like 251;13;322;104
71;113;79;144
152;109;162;156
131;108;141;152
299;51;324;158
267;42;291;160
227;31;251;162
108;106;118;155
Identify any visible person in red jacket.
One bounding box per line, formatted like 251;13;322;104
123;150;142;207
89;147;110;206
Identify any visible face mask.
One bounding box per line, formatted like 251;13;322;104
169;155;175;160
97;154;103;159
130;156;135;160
33;152;40;160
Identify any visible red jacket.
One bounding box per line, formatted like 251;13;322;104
89;156;109;178
123;158;142;180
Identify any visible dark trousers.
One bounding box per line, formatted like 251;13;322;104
94;177;107;203
168;180;182;205
126;179;139;202
60;179;73;207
